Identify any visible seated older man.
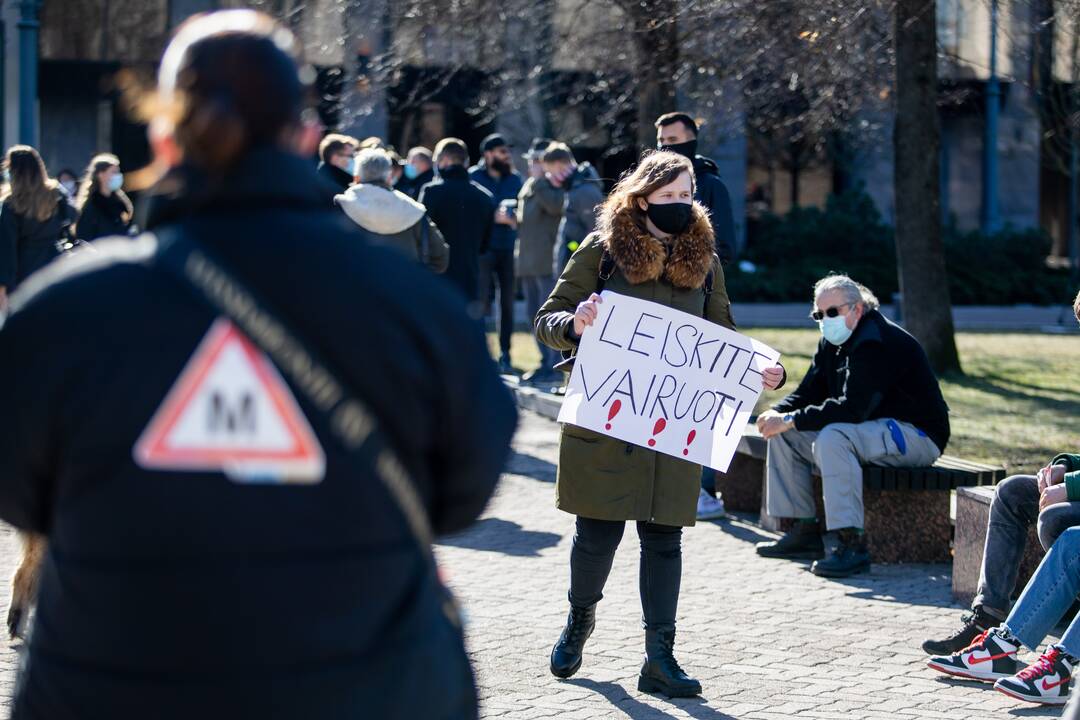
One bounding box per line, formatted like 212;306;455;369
754;274;951;578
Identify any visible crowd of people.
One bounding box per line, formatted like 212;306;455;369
0;6;1079;718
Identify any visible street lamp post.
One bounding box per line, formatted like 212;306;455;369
17;0;41;147
981;0;1001;233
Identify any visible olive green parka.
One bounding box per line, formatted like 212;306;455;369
535;203;735;527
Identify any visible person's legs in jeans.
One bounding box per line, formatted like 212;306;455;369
477;252;495;320
493;248;515;360
1004;527;1080;652
637;522;682;630
1038;501;1080;553
976;475;1041;619
636;521;700;696
569;516;625;608
923;475;1078;655
523;275;559;374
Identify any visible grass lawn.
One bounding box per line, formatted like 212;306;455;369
493;328;1080;472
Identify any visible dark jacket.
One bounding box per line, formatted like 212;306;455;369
0;148;516;719
335;183;450;273
399;167;434;200
317;161;354;193
772;309;951;453
693;156;735;265
75;191;132;242
536;205;734;527
468;162;523;252
419;165;495;302
556;163;603;269
0;190;78;289
516;175;564;277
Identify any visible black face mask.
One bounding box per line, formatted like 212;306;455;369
646;201;694;236
490;159;512;177
658;139;698;161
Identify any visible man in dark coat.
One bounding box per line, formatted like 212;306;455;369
316;132;358;193
0;12;516;716
655;112;739;521
754;274;950;579
419;138;496;312
655;112;735;266
469;133;524;374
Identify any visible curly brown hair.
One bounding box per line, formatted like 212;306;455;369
596;150;695;239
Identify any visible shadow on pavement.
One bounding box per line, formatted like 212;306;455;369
566;678;736;719
438;518;562;557
828;566;956;608
504;450;556;483
704;515;776;545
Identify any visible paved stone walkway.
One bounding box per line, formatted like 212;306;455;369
436;410;1064;719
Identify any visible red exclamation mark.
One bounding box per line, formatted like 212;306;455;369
605;400;622;430
648;418;667;447
683;429;697;456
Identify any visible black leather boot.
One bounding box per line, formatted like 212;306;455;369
638;627;701;698
550;604;596;678
755;520;824;559
811;528;871;577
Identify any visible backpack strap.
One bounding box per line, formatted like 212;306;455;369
597;249;714;319
596;250;616;294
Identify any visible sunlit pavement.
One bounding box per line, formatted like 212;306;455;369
436;409;1061;719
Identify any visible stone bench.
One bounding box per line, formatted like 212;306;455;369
952;485;1043;605
714;426;1006;564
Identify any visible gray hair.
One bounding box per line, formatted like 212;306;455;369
813;274;880;310
357;148;393;185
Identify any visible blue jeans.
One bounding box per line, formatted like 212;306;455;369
1004;526;1080;657
521;275;559;372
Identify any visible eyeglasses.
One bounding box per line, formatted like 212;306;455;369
810;303;852;321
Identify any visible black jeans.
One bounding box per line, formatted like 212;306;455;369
569;516;682;630
479;248;515;356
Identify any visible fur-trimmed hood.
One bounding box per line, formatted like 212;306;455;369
602;202;716;289
335;183;426;235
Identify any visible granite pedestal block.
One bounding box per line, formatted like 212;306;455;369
953;485;1044;607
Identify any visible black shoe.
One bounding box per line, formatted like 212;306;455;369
755;521;824;560
638;627;701;698
921;606;1002;656
811;528;871;577
550;605;596;679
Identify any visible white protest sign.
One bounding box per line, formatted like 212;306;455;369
558;291;780;471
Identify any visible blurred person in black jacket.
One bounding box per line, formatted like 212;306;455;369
0;10;516;719
74;153;134;241
0;145;78;302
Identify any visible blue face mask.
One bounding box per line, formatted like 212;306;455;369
346;157;358;177
819;315;854;346
404;164;420;180
108;173;124;192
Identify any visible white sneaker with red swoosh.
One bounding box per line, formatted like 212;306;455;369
927;627;1022;682
994;645;1074;705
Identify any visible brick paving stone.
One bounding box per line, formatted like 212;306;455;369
435;410;1066;719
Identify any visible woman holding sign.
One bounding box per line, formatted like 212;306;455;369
536;150;784;698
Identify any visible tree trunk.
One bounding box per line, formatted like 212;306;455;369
894;0;962;375
632;1;678;151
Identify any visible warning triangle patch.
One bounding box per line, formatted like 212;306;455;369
134;318;326;484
